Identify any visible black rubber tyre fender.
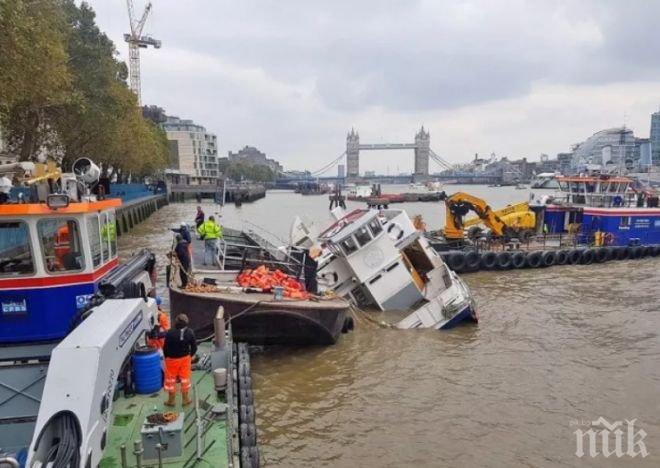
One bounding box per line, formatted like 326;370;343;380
496;251;512;269
555;250;569;265
447;252;466;272
526;251;542;268
579;248;594;265
240;388;254;406
643;245;654;257
511;251;526;268
594;247;609;263
604;246;617;260
480;251;498;270
540;250;556;267
567;249;582;264
240;423;258;447
239;374;252;391
464;251;481;271
241;447;260;468
631;246;644;259
617;246;631;260
652;245;660;257
240;404;256;425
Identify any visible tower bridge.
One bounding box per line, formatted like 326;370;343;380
346;126;431;179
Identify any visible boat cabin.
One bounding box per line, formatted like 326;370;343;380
0;198;121;343
535;174;660;246
317;208;450;310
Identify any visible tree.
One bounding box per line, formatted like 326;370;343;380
0;0;72;160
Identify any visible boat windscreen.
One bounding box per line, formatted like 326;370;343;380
0;221;34;276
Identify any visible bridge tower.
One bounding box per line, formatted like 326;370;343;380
414;126;430;179
346;128;360;178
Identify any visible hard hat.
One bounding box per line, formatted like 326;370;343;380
156;296;162;306
180;222;187;227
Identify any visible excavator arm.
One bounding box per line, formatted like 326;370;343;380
440;191;511;240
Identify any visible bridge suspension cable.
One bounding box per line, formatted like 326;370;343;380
429;149;454;171
309;151;346;176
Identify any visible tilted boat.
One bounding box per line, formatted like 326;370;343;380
294;207;478;330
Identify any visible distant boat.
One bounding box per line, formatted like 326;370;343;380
530;172;560;189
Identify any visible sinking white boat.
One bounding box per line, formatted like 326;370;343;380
293;208;478;329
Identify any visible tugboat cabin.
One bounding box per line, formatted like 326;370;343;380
538;174;660;246
0;159;122;344
0;199;121;343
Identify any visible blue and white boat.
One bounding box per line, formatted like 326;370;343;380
533;173;660;246
294;207;478;330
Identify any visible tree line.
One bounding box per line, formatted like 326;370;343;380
0;0;168;181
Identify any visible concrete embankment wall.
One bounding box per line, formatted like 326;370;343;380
115;194;168;236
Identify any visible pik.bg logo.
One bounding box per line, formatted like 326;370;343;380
571;417;649;458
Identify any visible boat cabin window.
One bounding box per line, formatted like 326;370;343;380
620;216;630;228
339;236;358;255
354;226;372;247
0;221;34;276
88;212;118;267
368;218;383;237
38;218;84;273
87;215;103;267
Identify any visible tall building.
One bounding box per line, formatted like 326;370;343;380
571;127;637;170
337;164;345;178
227;146;283;173
161;116;219;179
650;111;660;166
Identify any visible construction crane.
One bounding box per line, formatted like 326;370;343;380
124;0;161;106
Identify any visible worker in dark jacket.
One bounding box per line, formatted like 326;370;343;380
194;206;205;228
174;234;191;288
163;314;197;407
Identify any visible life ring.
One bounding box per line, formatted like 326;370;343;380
603;232;615;246
387;222;404;241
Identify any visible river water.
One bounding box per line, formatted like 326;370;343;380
119;185;660;467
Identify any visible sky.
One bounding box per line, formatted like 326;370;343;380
87;0;660;174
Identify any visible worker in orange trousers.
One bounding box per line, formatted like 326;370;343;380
146;296;170;350
163;314;197;406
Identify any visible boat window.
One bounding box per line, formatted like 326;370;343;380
103;211;117;259
87;215;103;268
354;226;372;247
38;218;84;273
368;218;383;237
0;221;34;276
620;216;630;228
339;236;358;255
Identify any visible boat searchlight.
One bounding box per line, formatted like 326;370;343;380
47;193;70;210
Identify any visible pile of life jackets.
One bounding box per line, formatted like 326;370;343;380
236;265;309;299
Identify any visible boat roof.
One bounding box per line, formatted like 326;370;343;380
556;175;633;183
318;209;376;240
0;198;121;216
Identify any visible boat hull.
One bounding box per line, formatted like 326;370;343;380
169;287;348;345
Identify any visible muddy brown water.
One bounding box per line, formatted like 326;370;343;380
119;186;660;467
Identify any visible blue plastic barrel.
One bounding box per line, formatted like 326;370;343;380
132;347;162;394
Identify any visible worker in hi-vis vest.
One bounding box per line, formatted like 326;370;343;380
197;215;223;266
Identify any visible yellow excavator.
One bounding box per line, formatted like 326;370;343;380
439;191;536;241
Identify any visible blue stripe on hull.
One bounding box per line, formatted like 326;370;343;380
0;283;96;343
439;305;478;330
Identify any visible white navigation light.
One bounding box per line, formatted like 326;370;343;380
47;193;70;209
72;157;101;184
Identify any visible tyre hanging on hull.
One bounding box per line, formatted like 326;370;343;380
631;246;644;259
465;251;481;271
594;247;609;263
447;252;466;272
525;251;542;268
616;246;631;260
579;248;595;265
567;249;581;264
496;251;513;269
480;251;498;270
511;251;526;269
540;250;556;267
555;250;569;265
